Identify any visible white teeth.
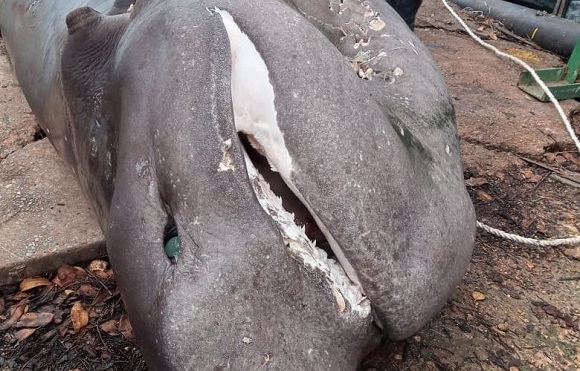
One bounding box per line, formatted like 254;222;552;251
243;153;370;316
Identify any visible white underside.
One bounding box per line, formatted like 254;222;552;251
215;9;369;316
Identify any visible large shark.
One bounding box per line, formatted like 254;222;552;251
0;0;475;369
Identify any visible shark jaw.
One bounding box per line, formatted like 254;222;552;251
215;7;370;317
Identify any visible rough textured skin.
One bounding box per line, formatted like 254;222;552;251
0;0;475;370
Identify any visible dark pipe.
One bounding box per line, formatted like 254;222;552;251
451;0;580;56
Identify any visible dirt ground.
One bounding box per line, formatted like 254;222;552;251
1;0;580;370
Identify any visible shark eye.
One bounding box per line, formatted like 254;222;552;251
163;216;180;264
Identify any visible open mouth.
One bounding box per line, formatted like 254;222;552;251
215;8;370;317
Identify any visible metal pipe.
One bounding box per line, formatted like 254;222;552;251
451;0;580;56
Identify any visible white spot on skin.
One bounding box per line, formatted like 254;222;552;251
368;17;385;31
89;136;97;158
445;144;451;155
135;159;148;176
217;138;235;172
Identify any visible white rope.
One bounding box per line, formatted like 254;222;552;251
477;221;580;246
440;0;580;152
440;0;580;246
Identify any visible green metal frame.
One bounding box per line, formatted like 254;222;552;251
517;39;580;101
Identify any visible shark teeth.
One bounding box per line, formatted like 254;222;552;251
243;152;370;317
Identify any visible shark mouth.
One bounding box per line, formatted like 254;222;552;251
215;8;370;317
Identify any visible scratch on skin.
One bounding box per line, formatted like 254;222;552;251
204;7;233;172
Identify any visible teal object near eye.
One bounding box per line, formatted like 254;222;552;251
164;236;180;263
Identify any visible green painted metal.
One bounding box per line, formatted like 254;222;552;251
518;38;580;101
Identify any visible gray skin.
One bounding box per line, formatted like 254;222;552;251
0;0;476;369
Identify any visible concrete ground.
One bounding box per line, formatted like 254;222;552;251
0;40;104;286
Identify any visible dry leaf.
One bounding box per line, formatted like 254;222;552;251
520;168;534;179
51;307;65;325
476;190;493;203
563;152;580;166
70;302;89;332
472;291;486;301
53;265;86;287
20;276;53;291
14;312;54;328
531;351;553;368
99;319;119;335
520;218;533;229
563;247;580;261
555;155;567;165
88;260;108;272
52;293;68;306
93;270;109;280
77;283;98;298
0;299;27;331
476;25;485;32
489;33;498;41
544;152;557;162
42;328;58;340
14;328;37;342
119;315;134;341
526;173;544;183
465;177;488;187
536;221;547;234
89;308;101;318
11;291;28;300
93;290;114;305
57;318;71;337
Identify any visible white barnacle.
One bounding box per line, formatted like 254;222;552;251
217;138;235;172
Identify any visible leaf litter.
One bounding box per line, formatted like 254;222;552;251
0;260;145;370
